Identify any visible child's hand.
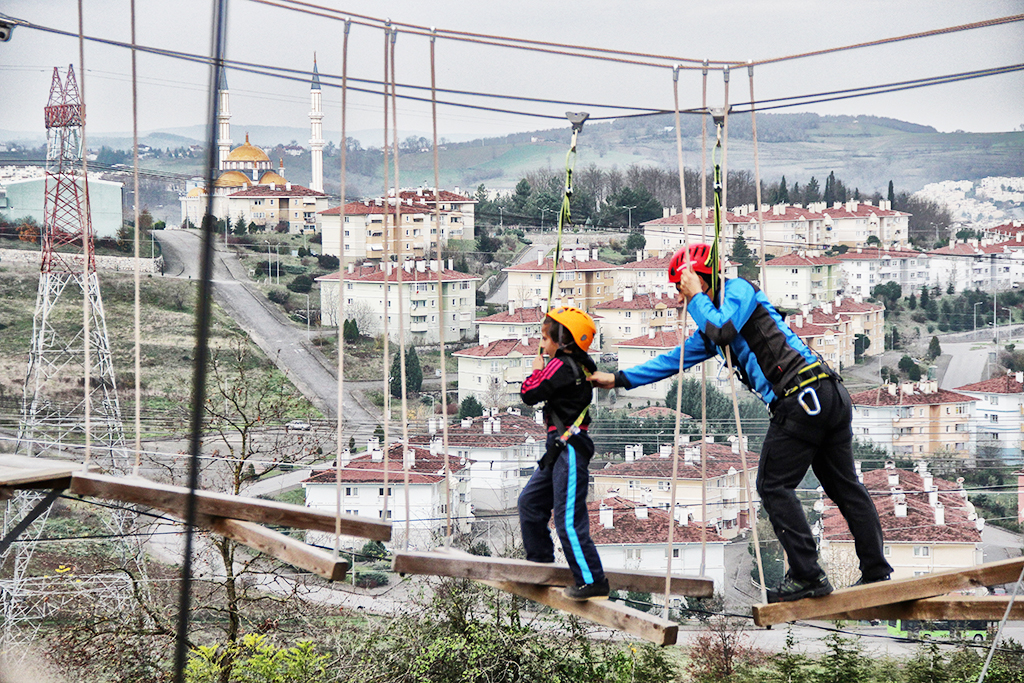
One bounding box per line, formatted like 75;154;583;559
532;354;546;371
588;371;615;389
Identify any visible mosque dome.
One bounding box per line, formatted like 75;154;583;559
258;170;288;186
186;187;208;197
226;133;270;163
214;171;253;188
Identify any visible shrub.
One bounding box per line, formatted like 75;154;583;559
267;289;290;305
355;571;389;588
317;253;340;270
287;274;314;293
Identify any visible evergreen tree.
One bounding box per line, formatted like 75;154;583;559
909;292;917;309
458;395;484;419
389;346;423;398
920;284;930;309
887;179;896;206
776;176;789;204
790;181;801;206
928;336;942;360
817;632;868;683
805;176;821;203
730;234;758;281
823;172;836;206
233;216;247;236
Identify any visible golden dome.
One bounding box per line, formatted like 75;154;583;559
258;170;287;186
186;187;208;197
226;133;270;163
215;171;253;187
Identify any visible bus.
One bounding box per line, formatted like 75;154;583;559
887;619;989;642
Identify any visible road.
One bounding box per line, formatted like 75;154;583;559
155;229;379;441
940;342;995;390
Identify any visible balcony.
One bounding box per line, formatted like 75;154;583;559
410;320;430;333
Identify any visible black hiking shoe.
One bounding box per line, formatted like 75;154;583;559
766;572;833;603
563;577;610;601
852;574;891;587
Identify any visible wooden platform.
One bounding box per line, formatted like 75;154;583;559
817;595;1024;622
753;557;1024;626
70;471;391;541
480;579;678;646
393;550;713;597
0;454;97;490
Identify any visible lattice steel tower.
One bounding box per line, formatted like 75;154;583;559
3;65;140;650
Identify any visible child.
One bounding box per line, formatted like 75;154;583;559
518;306;607;600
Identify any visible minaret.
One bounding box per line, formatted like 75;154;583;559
309;54;325;193
217;69;231;169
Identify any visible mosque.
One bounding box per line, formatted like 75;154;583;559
179;60;329;233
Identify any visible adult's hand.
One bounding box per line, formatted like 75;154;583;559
677;268;703;302
589;371;616;389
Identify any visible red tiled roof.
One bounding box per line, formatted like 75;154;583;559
820;204;907;219
830;298;884;314
954;374;1024;395
315;264;478;283
476;307;547;324
764;253;841;267
596;442;756;481
643;209;741;226
593;292;680;310
503;257;621;273
822;468;980;543
621;255;673;270
629;407;692;420
415;412;547;442
849;384;977;406
617;329;684;349
397;189;475;203
303;444;468;485
453;337;540;358
229;184;325;198
836;248;927;261
320;199;438;215
588;497;727;545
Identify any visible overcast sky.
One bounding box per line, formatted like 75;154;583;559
1;0;1022;143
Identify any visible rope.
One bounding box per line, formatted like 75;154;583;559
430;29;454;545
699;61;710;580
77;1;93;470
389;29;413;550
334;18;351;562
380;25;391;523
546;115;585;309
749;61;765;290
130;0;143;476
663;65;690;619
721;67;730;216
172;0;228;679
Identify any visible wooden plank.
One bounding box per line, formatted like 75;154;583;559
479;579;678;646
393;550;713;597
753;557;1024;626
0;454;98;489
202;517;348;581
818;595;1024;622
69;471;391;541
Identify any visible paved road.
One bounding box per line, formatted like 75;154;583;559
940;342;995;390
155;229;379;441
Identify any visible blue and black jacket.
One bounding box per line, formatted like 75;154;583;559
613;278;819;406
521;349;596;432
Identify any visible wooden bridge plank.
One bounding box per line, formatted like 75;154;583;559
479;579;678;646
818;595;1024;622
393;550;713;597
69;471;391;541
202;517;349;581
753;557;1024;626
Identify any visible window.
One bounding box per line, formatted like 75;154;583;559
991;415;999;423
990;396;999;405
625;548;640;560
913;546;930;557
379;487;393;496
379;510;392;519
883;545;891;556
345;487;358;496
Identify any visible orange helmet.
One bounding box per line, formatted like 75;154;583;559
668;243;716;282
546;306;596;352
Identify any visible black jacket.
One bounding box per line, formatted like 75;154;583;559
520;349;597;431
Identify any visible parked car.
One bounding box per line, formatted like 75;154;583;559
286;419;311;431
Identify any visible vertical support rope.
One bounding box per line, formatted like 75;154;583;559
130;0;143;476
380;24;391;523
699;61;710;578
173;1;228;680
334;19;351;561
721;66;730;218
978;563;1024;683
663;65;691;619
747;62;768;290
389;30;412;550
77;0;93;469
429;29;453;544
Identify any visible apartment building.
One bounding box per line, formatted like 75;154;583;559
849;381;976;457
503;250;621;312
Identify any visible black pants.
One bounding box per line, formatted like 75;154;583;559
519;431;605;587
757;378;892;582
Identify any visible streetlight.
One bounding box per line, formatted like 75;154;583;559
540;207;551;231
974;301;984;331
624;205;637;231
498;206;503;231
264;240;271;284
305;293;311;339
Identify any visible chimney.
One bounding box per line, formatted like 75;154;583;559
934;501;945;526
684;446;700;465
923;473;933;492
854;460;863;483
483;419;492;435
538;252;544;266
886;383;897;396
371;445;383;462
1016;371;1023;384
430;259;438;272
624;287;633;302
600;504;614;529
535;411;544;426
591;248;599;260
894;493;908;517
428;418;437;434
367;437;380;452
888;470;900;487
286;182;292;191
348;263;354;274
447;259;453;270
637;250;644;262
792;315;803;328
648;328;656;339
417;260;426;273
900;381;915;396
928;487;938;507
663;207;670;218
461;418;472;429
635;505;649;520
493;418;501;433
659;444;672;458
977;517;986;532
625;445;636;462
403;447;415;469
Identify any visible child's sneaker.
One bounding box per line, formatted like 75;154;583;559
563;577;610;601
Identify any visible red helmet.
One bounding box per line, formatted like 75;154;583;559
668;243;715;283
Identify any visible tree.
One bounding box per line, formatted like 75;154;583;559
389;346;423;398
887;179;896;206
116;223;135;253
343;318;360;341
817;632;869;683
920;284;930;309
730;234;759;281
233;215;247;236
823;171;836;206
928;336;942;360
625;232;646;252
458;395;484;419
853;333;870;360
909;292;917;309
865;234;881;246
804;176;821;203
287;274;313;293
598;185;662;228
774;175;789;204
687;616;766;683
